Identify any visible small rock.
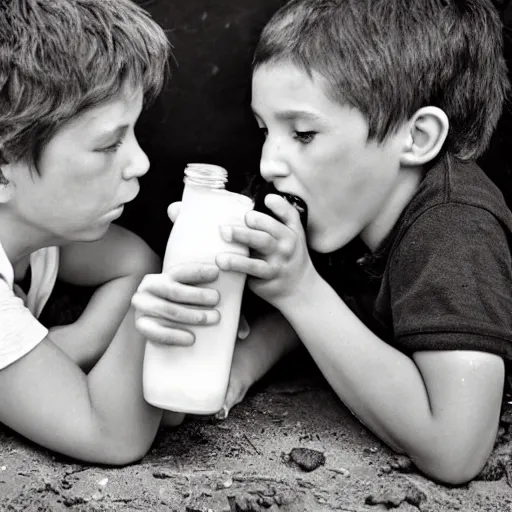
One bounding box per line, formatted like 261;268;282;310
286;447;326;472
501;408;512;425
366;488;403;508
61;479;73;490
379;464;392;475
389;456;414;473
215;477;233;490
365;483;426;509
152;470;174;479
97;477;108;487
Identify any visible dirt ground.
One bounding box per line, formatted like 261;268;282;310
1;350;512;512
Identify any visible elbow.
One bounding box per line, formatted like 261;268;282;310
62;438;152;467
94;438;154;467
82;426;158;466
422;459;483;486
103;413;185;465
106;450;149;468
413;441;493;485
100;414;185;466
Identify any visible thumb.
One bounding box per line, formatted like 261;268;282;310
167;201;182;223
237;315;250;340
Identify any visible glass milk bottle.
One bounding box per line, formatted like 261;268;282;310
143;163;254;414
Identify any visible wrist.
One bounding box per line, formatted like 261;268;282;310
274;265;322;315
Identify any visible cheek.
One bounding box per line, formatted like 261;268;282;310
64;155;119;191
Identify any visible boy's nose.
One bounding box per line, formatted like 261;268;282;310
124;140;150;180
259;140;289;182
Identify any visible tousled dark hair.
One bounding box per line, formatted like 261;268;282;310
0;0;170;172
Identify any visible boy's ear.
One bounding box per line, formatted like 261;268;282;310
400;106;449;167
0;165;14;204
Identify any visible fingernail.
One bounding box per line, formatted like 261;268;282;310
215;405;229;420
216;253;229;269
219;226;232;242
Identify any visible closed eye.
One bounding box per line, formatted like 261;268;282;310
100;139;124;153
294;131;316;144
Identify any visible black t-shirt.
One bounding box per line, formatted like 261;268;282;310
314;155;512;360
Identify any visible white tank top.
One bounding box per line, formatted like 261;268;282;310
1;245;59;318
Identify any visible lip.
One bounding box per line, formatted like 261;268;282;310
113;193;139;211
256;185;308;230
120;184;141;207
121;195;138;206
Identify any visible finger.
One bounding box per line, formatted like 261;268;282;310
136;273;220;306
135;316;195;346
216;253;277;280
166;262;220;284
147;262;220;288
132;292;220;325
237;315;250;340
167;201;182;222
244;209;290;239
161;411;186;428
220;225;278;255
264;194;303;230
215;374;250;420
214;405;229;421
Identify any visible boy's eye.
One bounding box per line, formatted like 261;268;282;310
100;139;124;153
294;131;316;144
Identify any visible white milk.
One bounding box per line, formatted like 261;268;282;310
143;164;254;414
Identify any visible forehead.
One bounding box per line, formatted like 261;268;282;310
251;61;337;114
61;84;144;136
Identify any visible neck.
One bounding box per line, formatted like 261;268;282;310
0;209;56;266
360;166;424;252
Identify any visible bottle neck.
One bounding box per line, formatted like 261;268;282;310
184;163;228;189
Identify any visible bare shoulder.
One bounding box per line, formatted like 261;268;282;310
59;224;161;286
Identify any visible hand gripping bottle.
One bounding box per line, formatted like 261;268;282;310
143;163;254;414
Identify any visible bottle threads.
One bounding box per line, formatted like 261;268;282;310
184;163;228;189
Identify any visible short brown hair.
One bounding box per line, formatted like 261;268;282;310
253;0;509;160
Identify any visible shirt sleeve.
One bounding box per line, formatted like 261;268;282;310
388;203;512;359
0;276;48;370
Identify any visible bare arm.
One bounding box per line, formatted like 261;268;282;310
232;310;299;387
278;275;504;484
0;225;168;464
49;224;160;369
215;197;506;484
222;309;300;414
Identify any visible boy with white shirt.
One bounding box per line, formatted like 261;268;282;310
0;0;191;464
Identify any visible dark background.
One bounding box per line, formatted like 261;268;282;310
122;0;512;256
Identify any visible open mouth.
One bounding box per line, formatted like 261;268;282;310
252;181;308;230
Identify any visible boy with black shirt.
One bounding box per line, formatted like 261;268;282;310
134;0;512;483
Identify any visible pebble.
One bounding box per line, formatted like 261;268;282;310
286;447;326;472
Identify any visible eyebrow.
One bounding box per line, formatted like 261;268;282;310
275;110;323;122
252;108;324;123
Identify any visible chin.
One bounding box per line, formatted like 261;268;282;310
69;223;112;243
309;229;357;254
308;234;335;254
